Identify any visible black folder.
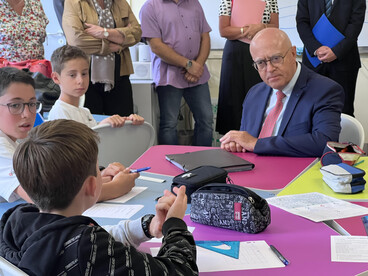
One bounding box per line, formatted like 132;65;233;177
165;149;255;172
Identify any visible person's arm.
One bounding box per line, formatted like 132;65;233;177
82;217;197;275
62;0;110;55
83;5;141;49
219;15;247;40
114;4;142;49
147;38;204;79
196;32;211;67
93;186;197;275
97;164;137;202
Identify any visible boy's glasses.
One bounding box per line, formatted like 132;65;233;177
0;101;42;115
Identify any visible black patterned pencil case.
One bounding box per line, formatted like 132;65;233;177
190;183;271;233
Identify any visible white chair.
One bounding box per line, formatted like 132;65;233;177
92;121;155;167
0;257;28;276
339;114;365;149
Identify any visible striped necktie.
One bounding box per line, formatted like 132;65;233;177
258;91;286;138
325;0;332;17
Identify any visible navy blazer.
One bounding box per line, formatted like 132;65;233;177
240;64;344;157
296;0;365;71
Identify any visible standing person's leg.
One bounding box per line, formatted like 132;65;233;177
184;83;213;146
103;75;134;116
156;85;184;145
84;82;105;115
327;67;358;117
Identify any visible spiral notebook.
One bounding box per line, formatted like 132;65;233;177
165;149;255;172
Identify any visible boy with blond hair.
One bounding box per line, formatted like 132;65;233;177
0;119;197;275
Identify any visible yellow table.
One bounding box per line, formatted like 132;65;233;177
278;157;368;201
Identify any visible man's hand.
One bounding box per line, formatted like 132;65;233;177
187;60;204;78
220;130;258;152
184;71;199;83
316;46;337;63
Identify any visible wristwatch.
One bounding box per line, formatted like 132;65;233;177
141;214;155;238
103;28;109;38
185;60;192;70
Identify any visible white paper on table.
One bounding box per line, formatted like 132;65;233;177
267;192;368;222
83;203;143;219
146;226;195;243
150;240;284;272
331;236;368;263
104;187;147;203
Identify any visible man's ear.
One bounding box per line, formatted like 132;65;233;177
83;175;97;198
51;72;61;85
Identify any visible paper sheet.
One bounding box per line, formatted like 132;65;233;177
104;187;147;203
83;203;143;219
267;192;368;222
138;175;166;183
150;241;284;272
331;236;368;263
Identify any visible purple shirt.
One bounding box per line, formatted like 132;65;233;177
140;0;211;88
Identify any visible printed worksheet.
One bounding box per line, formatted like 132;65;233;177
150;241;284;272
104;187;147;203
83;204;143;219
267;192;368;222
331;236;368;263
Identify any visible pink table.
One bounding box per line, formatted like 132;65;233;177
140;206;368;275
132;145;316;190
335;201;368;236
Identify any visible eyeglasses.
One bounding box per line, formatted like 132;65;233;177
0;101;42;115
253;47;292;71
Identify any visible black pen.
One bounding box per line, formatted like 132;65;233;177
270;245;289;266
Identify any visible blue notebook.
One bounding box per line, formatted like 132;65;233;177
305;14;345;68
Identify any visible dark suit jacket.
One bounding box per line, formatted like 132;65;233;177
240;64;344;157
296;0;365;71
53;0;65;29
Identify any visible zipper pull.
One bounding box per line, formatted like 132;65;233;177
248;196;255;204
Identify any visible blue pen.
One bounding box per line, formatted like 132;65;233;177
270;245;289;266
130;167;151;173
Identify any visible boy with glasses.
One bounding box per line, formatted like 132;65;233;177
220;28;344;157
0;67;38;202
0;67;137;203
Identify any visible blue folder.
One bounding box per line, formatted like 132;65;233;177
305;14;345;68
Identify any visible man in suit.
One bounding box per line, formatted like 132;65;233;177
220;28;344;157
296;0;365;116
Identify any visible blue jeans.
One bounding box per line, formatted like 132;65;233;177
156;83;213;146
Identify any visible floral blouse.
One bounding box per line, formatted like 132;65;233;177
219;0;279;23
0;0;49;62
